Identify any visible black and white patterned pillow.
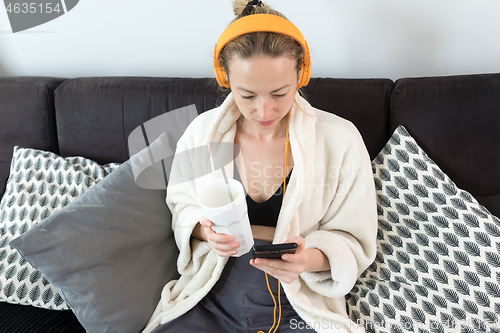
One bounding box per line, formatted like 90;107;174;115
0;146;120;310
347;126;500;333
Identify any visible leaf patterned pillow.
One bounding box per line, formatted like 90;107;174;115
0;146;119;310
347;126;500;333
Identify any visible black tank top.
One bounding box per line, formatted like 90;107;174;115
245;168;293;227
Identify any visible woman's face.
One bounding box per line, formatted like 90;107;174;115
227;54;298;134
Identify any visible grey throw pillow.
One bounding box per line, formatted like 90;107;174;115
10;159;180;333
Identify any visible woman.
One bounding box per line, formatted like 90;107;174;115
144;1;377;332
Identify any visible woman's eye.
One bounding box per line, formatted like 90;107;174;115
274;93;286;98
242;95;254;99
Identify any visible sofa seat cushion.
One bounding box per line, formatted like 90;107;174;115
0;301;85;333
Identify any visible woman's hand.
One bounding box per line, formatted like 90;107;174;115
249;236;330;283
194;217;240;257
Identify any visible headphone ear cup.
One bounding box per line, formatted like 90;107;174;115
220;69;229;88
297;45;312;88
213;52;230;88
214;62;230;88
220;70;229;88
297;63;311;88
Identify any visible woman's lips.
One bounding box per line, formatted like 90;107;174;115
256;119;275;126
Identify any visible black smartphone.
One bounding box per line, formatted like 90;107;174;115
251;243;298;259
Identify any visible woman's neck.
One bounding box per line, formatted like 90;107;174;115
237;114;288;142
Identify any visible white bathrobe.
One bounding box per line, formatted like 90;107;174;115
143;92;378;333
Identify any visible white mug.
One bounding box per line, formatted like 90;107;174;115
198;179;254;257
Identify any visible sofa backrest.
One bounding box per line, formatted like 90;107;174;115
2;74;498;217
0;76;401;201
302;78;393;160
52;77;393;166
390;73;500;217
53;77;221;166
0;77;65;196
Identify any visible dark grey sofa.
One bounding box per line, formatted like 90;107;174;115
0;74;499;332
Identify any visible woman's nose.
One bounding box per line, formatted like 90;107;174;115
257;97;273;120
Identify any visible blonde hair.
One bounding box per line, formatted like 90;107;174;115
219;0;305;78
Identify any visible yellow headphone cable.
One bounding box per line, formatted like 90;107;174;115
257;110;290;333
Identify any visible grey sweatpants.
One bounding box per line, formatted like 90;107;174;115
152;239;317;333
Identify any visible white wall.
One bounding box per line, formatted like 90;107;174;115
0;0;499;80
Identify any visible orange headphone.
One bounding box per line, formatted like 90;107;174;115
213;14;312;88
